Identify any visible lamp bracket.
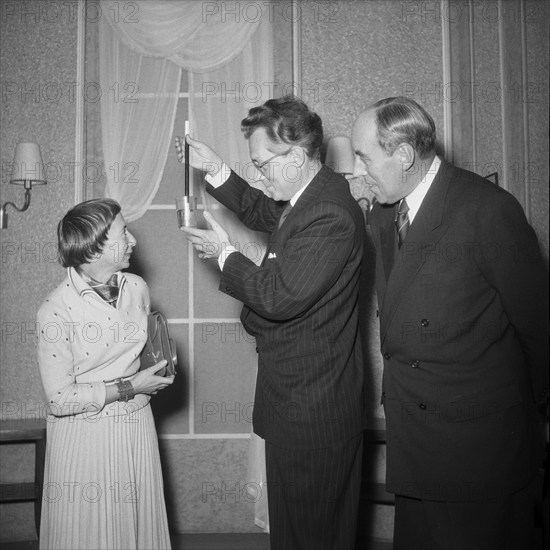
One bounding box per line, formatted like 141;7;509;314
1;188;32;229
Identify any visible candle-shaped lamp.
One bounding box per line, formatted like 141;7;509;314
184;120;190;196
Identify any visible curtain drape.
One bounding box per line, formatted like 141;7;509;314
102;0;260;72
99;0;268;224
190;15;272;261
99;19;181;221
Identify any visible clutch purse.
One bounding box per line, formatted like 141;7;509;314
140;311;177;376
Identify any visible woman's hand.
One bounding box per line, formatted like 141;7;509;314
174;134;224;176
129;361;175;395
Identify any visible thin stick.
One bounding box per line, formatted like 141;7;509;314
184;120;190;196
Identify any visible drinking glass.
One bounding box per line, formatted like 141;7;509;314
175;196;198;229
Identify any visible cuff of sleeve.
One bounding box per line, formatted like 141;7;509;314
218;244;238;270
205;163;232;188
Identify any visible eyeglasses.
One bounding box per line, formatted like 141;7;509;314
252;149;293;174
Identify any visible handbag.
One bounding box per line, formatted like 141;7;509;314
140;311;177;376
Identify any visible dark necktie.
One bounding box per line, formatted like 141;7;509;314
278;202;292;229
395;198;410;249
86;273;120;307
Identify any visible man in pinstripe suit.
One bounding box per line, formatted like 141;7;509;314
178;97;367;549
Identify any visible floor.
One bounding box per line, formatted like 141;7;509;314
0;534;393;550
1;529;545;550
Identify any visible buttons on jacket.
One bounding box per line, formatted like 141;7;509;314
418;401;427;410
224;286;236;297
255;346;259;353
383;353;391;360
421;318;430;327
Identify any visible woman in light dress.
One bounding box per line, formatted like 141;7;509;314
37;199;174;549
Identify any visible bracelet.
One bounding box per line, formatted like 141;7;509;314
115;378;135;402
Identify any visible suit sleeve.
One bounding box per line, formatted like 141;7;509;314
219;202;357;321
207;170;285;233
475;192;549;403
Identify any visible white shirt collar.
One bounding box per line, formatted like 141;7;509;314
404;155;441;224
68;267;126;299
289;163;325;206
289;183;308;206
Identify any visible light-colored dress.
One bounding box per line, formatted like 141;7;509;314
37;268;171;549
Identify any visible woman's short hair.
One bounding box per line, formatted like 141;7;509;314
241;96;323;159
370;97;436;159
57;198;121;268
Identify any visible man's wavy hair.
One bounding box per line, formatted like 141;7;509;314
57;198;121;268
241;96;323;159
371;97;436;160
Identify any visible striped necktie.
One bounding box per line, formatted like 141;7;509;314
277;202;292;229
395;198;410;249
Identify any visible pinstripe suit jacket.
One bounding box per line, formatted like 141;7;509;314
370;159;548;501
207;166;366;449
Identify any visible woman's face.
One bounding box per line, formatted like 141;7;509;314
95;214;136;273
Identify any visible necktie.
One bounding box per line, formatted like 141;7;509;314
278;203;292;229
395;198;410;249
83;272;120;307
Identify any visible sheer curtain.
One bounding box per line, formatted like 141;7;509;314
191;17;272;261
98;0;269;223
98;0;272;531
99;21;181;221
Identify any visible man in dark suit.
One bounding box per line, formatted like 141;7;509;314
178;97;366;550
351;96;548;550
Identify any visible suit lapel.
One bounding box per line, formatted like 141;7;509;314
379;161;452;343
243;166;333;326
263;167;329;249
280;165;332;231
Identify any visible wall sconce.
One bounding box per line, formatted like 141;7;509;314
325;136;355;175
1;143;47;229
326;136;375;225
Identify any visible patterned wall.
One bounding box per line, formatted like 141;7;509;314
446;0;549;260
0;0;79;541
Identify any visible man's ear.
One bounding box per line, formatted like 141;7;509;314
395;143;415;171
290;146;306;167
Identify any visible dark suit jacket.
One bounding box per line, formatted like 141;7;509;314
369;159;548;502
208;166;366;449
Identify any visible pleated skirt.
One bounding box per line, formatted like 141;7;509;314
39;403;171;550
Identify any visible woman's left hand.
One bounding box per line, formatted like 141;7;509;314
129;361;175;395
